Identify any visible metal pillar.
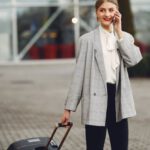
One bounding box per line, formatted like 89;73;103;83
11;0;19;61
74;0;80;58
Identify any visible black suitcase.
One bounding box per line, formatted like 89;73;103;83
7;122;73;150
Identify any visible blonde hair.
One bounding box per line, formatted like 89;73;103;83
95;0;119;11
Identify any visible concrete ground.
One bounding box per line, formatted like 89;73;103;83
0;60;150;150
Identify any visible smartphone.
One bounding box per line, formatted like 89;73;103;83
112;16;116;34
112;16;116;24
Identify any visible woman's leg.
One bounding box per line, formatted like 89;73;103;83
106;83;128;150
108;119;128;150
85;125;107;150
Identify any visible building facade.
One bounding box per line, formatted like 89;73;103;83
0;0;149;61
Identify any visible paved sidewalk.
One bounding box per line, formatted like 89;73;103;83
0;61;150;150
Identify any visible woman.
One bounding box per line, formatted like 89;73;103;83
60;0;142;150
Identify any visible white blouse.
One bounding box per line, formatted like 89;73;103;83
99;25;120;84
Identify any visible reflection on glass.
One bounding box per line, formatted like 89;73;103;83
80;6;97;36
18;7;75;60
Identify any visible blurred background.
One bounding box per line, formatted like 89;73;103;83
0;0;150;77
0;1;150;150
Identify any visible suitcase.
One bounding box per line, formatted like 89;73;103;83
7;122;73;150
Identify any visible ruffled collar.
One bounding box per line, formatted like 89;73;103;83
99;24;117;51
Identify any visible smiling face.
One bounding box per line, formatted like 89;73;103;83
96;2;118;31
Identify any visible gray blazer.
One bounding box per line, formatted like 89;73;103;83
65;27;142;126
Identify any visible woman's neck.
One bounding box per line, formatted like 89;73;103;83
101;24;112;33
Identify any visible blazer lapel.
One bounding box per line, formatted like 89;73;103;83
93;27;106;85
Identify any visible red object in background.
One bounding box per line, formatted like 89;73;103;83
29;45;39;59
59;44;75;58
29;44;75;59
44;44;58;59
135;40;149;54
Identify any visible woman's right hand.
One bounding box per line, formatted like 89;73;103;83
61;109;71;125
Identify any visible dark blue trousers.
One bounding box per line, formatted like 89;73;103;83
85;83;128;150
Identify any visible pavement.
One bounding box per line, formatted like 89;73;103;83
0;60;150;150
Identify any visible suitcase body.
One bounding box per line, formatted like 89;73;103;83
7;122;73;150
7;137;58;150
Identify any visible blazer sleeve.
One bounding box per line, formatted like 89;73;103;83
64;36;87;112
117;32;143;68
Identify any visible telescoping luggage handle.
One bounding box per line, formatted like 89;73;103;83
45;122;73;150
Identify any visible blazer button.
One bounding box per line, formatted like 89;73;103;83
93;93;96;96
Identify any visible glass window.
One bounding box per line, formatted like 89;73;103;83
130;0;150;51
0;0;11;3
0;8;12;60
17;6;75;60
16;0;73;3
80;6;97;36
79;0;94;1
17;0;54;2
1;0;149;61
